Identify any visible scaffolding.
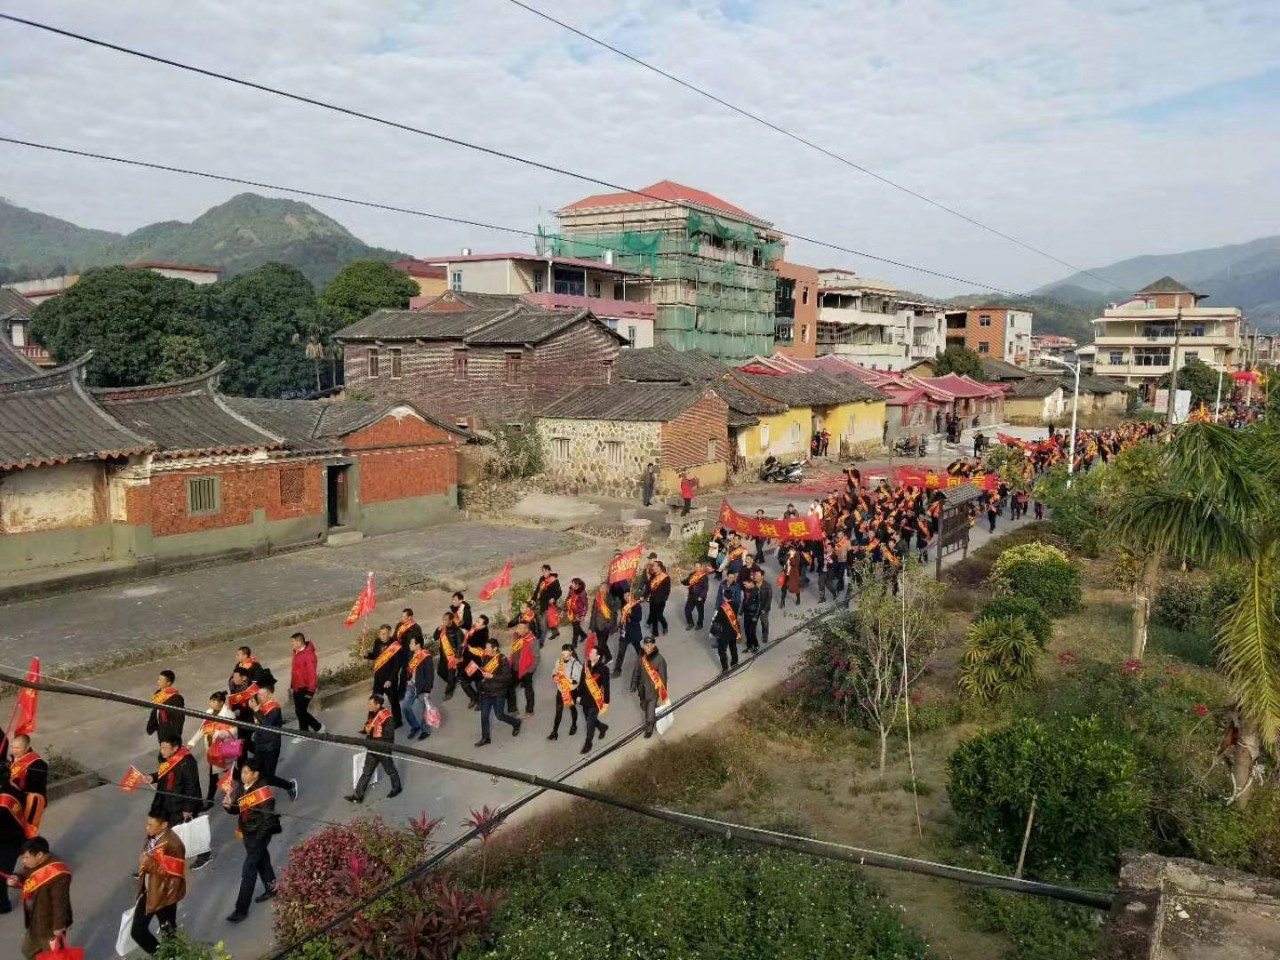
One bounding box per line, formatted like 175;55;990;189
550;214;780;361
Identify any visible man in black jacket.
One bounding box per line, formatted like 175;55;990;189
644;560;671;636
475;639;522;746
249;692;297;801
575;645;610;754
224;757;281;923
366;623;408;727
403;634;434;742
682;560;711;631
149;735;202;827
532;565;563;643
752;568;774;645
346;694;403;803
146;671;185;754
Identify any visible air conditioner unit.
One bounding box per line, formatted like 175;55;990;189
460;247;472;256
603;249;614;265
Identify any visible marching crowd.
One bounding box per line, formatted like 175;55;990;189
0;421;1171;957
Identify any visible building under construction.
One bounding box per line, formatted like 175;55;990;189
550;180;782;362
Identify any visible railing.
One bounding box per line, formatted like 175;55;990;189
16;344;52;363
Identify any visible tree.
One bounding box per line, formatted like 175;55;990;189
1110;420;1280;805
932;345;986;381
203;262;319;397
319;259;419;331
27;266;204;386
1159;359;1220;409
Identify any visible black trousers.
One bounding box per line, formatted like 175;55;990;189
507;674;534;714
552;697;578;734
744;617;759;652
354;749;401;798
581;701;608;747
758;611;770;644
255;749;294;792
130;892;177;955
0;836;19;911
646;601;668;634
716;631;739;671
292;690;321;731
681;497;691;516
205;764;221;801
614;632;641;673
571;621;587;646
235;841;276;915
684;597;705;629
638;696;659;735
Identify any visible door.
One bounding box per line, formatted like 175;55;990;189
326;465;349;528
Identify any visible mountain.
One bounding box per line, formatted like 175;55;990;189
1035;236;1280;330
0;193;409;286
945;293;1104;344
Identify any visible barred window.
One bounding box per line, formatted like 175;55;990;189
279;467;305;506
603;441;623;466
553;438;570;461
389;348;403;380
186;476;220;516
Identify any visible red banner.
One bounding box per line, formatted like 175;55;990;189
120;766;148;793
478;559;512;602
344;571;376;628
7;658;39;738
718;501;822;541
607;544;645;585
891;467;999;492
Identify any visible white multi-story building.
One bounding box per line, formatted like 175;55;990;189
813;271;945;371
1091;277;1245;399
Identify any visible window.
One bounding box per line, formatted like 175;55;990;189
759;423;770;448
452;350;468;381
978;342;990;354
1134;347;1171;367
279;467;305;507
603;441;623;466
186;476;220;516
552;438;571;461
978;314;992;327
801;324;810;344
614;283;624;300
706;438;718;462
1109;351;1124;365
802;286;809;305
389;347;402;379
1191;325;1205;337
626;325;637;347
790;422;801;443
505;352;522;386
367;347;380;378
1183;350;1199;363
592;280;602;298
451;271;462;291
533;271;546;293
602;360;613;384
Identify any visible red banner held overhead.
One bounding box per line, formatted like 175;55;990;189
344;572;376;628
717;501;823;541
478;560;513;602
607;543;645;585
890;467;999;492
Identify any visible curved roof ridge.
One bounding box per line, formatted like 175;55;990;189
0;351;96;392
91;361;229;397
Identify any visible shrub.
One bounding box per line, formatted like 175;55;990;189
947;716;1146;880
959;616;1042;702
155;934;233;960
681;529;713;567
967;887;1101;960
505;579;534;620
1149;624;1216;668
481;421;544;480
275;815;500;960
1153;574;1205;631
990;542;1082;617
978;595;1053;648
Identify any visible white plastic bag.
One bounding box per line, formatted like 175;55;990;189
655;698;674;736
352;750;379;790
116;905;137;957
172;814;211;859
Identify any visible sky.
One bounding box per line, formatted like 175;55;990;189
1;0;1278;298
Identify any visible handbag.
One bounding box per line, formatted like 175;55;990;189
37;936;85;960
116;905;137;957
545;605;560;629
172;814;212;859
655;698;674;737
352;751;379;790
775;573;786;588
207;737;243;768
423;698;442;730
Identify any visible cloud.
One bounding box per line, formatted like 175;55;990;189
1;0;1277;296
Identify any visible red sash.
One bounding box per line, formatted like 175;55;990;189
150;844;186;878
510;637;534;678
595;591;612;620
641;656;668;703
21;861;70;901
374;641;403;674
228;683;260;709
257;700;281;720
650;571;669;590
395;620;415;641
553;659;575;706
584;668;607;713
687;570;706;587
621;600;638;622
480;655;501;676
9;752;39;791
0;793;34;838
438;628;458;669
408;650;430;676
155;747;192;781
236;785;273;837
364;708;393;738
152;688;179;705
721;603;741;640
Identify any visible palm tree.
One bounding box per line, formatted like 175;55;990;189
1110;420;1280;805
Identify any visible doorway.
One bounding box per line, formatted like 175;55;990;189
326;465;350;528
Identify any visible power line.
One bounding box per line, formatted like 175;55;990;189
0;14;1023;296
501;0;1128;294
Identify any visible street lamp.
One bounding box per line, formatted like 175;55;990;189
1043;356;1080;484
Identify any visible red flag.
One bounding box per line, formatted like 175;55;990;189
344;571;376;628
584;631;598;663
120;766;148;793
478;559;513;602
7;658;39;738
608;544;645;585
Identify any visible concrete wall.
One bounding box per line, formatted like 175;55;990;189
739;409;810;464
0;463;114;575
817;400;887;448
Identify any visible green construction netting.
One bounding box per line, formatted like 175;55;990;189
549;231;663;273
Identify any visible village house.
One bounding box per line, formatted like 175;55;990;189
537;382;731;498
335;290;627;429
945;305;1034;363
0;343;470;581
1005;376;1066;425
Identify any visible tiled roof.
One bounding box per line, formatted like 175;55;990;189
616;343;727;383
540;382;709;422
734;370;884;407
390;259;448;280
464;307;594;345
335;307;510;341
1135;276;1197;296
1077;374;1130;395
336;295;626;347
1010;376;1063;399
416;252;638;276
981;357;1030;380
923;374;1002;399
226;397;473;450
558;180;768;225
93;365;283;458
0;288;34;321
711;375;786;416
0;337;39;382
0;358;153;469
727;408;760;428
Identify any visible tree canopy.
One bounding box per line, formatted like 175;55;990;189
932;345;986;381
1159;359;1221;409
318;259;419;332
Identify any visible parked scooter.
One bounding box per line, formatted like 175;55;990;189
760;456;805;483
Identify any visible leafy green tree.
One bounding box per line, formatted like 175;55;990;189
28;266;204;386
932;345;986;380
203;262;318;397
154;335;211;383
1159;359;1221;409
959;615;1042;702
318;259;418;332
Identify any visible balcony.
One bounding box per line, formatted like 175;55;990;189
15;343;53;365
818;306;902;328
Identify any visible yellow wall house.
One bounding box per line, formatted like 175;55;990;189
721;370;887;460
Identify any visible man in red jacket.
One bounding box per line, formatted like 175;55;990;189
289;633;323;736
679;471;698;516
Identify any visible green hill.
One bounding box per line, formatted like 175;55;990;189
945;293;1105;344
0;193;408;286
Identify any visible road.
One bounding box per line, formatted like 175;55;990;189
2;469;1040;958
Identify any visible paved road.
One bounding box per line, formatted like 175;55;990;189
0;523;580;674
3;489;1038;959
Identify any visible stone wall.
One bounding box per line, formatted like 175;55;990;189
537;417;662;498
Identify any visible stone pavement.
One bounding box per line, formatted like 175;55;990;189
0;522;582;675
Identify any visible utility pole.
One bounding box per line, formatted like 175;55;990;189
1166;304;1183;428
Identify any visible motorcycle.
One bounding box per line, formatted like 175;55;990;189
893;436;927;457
760;458;805;484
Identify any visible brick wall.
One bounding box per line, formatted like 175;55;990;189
150;461;326;538
346;411;460;505
964;308;1007;359
341;319;620;427
659;390;730;471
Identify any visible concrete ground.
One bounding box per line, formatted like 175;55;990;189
0;472;1039;958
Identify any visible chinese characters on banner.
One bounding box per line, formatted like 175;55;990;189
607;543;645;585
717;501;822;541
890;468;999;492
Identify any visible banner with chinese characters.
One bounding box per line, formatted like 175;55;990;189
891;468;999;492
717;501;822;541
607;543;645;585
